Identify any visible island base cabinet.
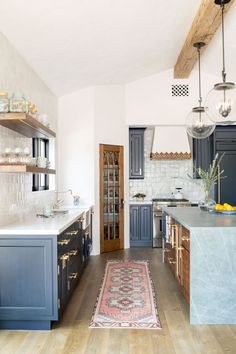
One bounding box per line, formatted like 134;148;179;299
0;237;57;330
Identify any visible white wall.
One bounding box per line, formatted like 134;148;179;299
58;87;95;206
93;86;129;254
125;69;218;125
0;33;57;225
58;85;128;255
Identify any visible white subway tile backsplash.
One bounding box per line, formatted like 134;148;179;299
129;128;204;202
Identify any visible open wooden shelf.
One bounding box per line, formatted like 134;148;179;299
0;113;56;139
0;165;56;174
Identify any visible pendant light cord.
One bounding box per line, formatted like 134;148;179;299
198;46;202;107
221;1;226;82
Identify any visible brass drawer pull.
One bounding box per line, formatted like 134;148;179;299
66;230;79;236
68;250;78;256
58;239;70;246
69;272;78;279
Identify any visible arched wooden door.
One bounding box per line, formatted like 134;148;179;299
100;144;124;253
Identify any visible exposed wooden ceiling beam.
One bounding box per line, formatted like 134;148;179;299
174;0;235;79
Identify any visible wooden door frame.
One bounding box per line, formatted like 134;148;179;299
99;144;124;253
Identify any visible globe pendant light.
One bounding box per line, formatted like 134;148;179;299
206;0;236;124
186;42;215;139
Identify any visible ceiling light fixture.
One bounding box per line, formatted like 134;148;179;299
186;42;215;139
206;0;236;123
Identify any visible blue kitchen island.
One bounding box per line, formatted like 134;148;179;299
163;206;236;325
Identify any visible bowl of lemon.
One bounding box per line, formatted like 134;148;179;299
213;203;236;214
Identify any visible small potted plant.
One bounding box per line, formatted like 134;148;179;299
133;193;146;201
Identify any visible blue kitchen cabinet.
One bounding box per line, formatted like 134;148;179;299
0;215;90;330
0;237;57;330
130;204;152;247
129;128;145;179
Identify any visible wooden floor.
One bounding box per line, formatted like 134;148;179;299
0;248;236;354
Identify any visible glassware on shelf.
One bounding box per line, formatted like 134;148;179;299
9;91;27;113
0;91;9;112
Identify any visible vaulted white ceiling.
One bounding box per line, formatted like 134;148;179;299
1;1;236;96
0;0;202;96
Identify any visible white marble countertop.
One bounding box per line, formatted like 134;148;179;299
0;207;91;236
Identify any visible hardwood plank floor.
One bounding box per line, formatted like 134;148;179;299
0;248;235;354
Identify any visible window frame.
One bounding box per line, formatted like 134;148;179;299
32;138;49;191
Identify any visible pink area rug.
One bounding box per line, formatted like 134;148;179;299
89;260;161;329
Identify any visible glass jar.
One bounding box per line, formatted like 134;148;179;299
9;91;27;113
0;91;9;112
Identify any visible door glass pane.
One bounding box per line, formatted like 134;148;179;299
102;148;122;248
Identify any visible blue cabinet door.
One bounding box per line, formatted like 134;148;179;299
130;205;152;247
130;206;140;244
129;128;145;179
0;237;56;321
140;205;152;246
192;135;213;178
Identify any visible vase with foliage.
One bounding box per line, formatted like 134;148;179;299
190;153;226;210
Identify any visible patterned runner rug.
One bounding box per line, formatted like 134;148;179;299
89;260;161;329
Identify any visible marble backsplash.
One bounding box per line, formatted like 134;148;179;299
129;128;204;202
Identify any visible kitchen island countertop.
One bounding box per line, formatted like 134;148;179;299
162;206;236;230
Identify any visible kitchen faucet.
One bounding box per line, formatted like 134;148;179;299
54;189;73;209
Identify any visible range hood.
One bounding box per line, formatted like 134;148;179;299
150;126;191;160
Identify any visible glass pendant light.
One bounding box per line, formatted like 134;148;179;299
186;42;215;139
206;0;236;124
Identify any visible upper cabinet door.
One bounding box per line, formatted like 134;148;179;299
129;128;145;179
192;134;214;179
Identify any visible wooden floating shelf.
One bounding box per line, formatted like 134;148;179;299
0;113;56;139
0;165;56;174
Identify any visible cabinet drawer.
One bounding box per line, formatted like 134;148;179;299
215;127;236;140
216;141;236;151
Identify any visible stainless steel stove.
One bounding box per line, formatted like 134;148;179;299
152;198;192;248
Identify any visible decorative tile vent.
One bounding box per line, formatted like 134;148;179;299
172;84;189;97
150;152;191;160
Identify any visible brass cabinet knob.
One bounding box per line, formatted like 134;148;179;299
182;237;190;242
60;253;70;261
168;257;176;265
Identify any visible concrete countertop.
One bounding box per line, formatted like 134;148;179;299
0;207;91;236
162;206;236;229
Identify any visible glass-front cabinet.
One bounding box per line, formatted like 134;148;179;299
100;144;124;253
